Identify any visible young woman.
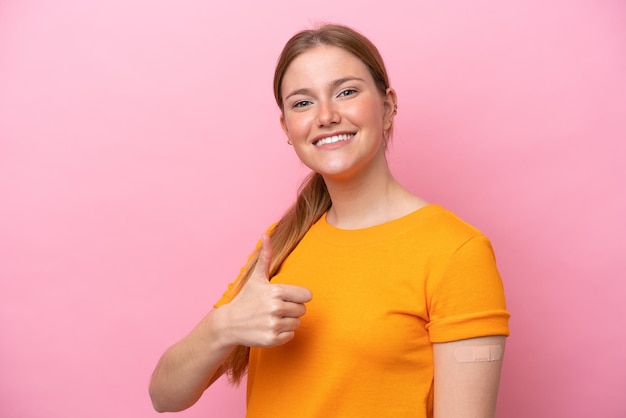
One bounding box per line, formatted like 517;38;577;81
149;24;510;418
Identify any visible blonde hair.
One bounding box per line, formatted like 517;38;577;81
224;23;391;384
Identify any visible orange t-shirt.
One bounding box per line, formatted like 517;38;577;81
215;204;510;417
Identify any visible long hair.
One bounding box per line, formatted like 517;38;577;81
223;23;391;384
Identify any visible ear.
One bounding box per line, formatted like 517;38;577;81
280;113;289;136
382;88;398;130
280;113;294;145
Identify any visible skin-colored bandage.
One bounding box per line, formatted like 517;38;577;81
454;344;503;363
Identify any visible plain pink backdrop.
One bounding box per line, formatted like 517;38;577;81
1;0;625;417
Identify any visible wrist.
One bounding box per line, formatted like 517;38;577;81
203;305;238;352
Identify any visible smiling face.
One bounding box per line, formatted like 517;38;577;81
280;45;396;181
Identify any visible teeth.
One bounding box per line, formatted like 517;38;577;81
314;134;354;146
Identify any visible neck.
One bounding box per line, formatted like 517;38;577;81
322;155;427;230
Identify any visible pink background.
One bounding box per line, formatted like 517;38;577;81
1;0;625;417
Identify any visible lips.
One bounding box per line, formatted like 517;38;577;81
313;133;355;147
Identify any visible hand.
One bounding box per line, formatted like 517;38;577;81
219;234;312;348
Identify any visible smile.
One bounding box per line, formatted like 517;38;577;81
313;133;355;147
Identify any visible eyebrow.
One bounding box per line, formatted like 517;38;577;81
284;77;366;101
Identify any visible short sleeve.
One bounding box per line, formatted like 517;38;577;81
426;235;510;342
213;223;277;309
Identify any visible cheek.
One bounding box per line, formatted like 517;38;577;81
283;115;310;139
346;98;385;127
291;142;316;170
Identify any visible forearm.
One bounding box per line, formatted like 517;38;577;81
149;308;235;412
149;239;313;412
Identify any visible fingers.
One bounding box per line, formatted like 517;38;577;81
257;318;301;348
268;331;296;347
251;233;273;282
273;317;302;333
226;233;313;348
269;300;307;319
271;284;312;304
249;234;312;305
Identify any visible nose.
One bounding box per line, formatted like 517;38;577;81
316;100;340;127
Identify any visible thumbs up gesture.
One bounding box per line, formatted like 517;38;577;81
219;234;312;348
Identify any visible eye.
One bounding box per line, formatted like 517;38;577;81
292;100;312;108
338;88;357;98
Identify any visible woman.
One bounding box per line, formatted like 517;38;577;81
149;24;510;417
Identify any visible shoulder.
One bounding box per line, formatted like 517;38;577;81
403;204;489;251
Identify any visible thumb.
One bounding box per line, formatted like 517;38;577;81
251;233;273;282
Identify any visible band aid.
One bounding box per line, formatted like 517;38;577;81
454;344;503;363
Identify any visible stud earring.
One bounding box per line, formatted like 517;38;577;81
287;139;292;145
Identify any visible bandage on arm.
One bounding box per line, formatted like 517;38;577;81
432;335;506;418
454;344;503;363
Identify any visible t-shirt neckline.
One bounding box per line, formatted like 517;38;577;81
314;203;444;246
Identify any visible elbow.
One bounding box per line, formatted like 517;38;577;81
149;383;179;413
152;403;166;414
149;383;196;413
149;386;167;413
149;395;183;414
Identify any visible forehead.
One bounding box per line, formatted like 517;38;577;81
281;45;373;90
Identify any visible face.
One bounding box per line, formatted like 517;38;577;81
280;45;396;181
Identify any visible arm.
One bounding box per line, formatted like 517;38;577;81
148;308;234;412
149;235;312;412
433;335;506;418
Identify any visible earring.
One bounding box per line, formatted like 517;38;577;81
393;104;398;115
287;139;292;145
